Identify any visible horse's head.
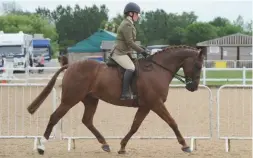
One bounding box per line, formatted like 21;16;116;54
181;47;205;92
147;45;205;92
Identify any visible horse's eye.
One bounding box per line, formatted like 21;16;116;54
195;63;202;70
197;66;202;70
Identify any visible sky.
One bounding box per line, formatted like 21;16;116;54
0;0;252;22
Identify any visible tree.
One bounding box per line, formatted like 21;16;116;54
244;20;252;35
111;13;124;25
138;9;170;45
233;15;244;28
0;14;59;55
216;24;244;36
102;21;118;33
100;13;124;33
35;7;54;24
133;10;198;45
36;4;109;50
184;22;218;45
209;17;230;27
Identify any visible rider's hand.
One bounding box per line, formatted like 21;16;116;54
140;51;148;58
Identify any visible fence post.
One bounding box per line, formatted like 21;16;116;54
242;66;246;85
233;60;236;68
25;66;29;83
202;66;206;85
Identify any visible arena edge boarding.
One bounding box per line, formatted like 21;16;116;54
0;83;251;152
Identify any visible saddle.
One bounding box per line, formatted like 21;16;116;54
106;55;139;106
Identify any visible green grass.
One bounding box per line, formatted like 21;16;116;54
205;70;252;78
171;70;252;86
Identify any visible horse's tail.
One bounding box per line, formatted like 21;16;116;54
27;65;68;115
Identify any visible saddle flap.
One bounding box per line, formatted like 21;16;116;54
106;57;118;67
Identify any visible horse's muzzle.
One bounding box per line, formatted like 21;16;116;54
185;81;197;92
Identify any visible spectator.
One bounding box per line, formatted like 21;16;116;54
38;54;45;67
36;54;45;73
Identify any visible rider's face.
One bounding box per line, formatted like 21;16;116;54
129;12;139;22
133;12;139;21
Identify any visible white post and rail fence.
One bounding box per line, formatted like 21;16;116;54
0;59;251;152
0;66;251;85
0;83;251;152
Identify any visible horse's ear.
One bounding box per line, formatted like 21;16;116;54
197;48;204;59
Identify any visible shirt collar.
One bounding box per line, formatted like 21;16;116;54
126;16;133;24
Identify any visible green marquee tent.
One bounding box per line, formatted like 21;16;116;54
68;29;117;53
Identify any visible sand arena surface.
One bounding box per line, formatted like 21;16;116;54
0;80;251;158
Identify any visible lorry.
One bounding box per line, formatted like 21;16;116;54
32;34;52;61
0;31;33;72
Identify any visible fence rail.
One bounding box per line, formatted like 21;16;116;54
216;85;252;152
204;60;252;68
0;82;251;152
63;85;212;151
0;84;213;152
0;66;251;85
0;83;57;150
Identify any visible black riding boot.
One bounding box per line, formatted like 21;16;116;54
120;69;135;100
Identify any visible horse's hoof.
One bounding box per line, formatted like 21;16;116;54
101;144;110;152
37;148;44;155
182;146;192;153
118;150;126;154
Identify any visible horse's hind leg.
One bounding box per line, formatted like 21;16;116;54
152;103;191;153
82;96;110;152
118;107;150;154
37;102;73;155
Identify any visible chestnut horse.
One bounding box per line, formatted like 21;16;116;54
27;45;205;155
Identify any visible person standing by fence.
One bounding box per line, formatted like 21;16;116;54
36;54;45;73
39;54;45;67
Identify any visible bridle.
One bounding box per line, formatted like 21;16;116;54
146;55;200;86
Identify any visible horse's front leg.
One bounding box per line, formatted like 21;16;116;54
118;107;150;154
152;103;191;153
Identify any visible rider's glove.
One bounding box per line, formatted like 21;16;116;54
140;51;148;58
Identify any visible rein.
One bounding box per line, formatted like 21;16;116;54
145;56;193;85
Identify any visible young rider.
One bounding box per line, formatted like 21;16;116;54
111;2;148;100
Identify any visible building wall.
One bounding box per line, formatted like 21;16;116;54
206;46;252;60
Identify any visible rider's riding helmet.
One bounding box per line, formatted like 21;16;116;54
124;2;141;14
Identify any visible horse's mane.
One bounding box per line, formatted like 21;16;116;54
154;45;199;56
136;45;200;62
58;55;69;67
58;45;200;66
